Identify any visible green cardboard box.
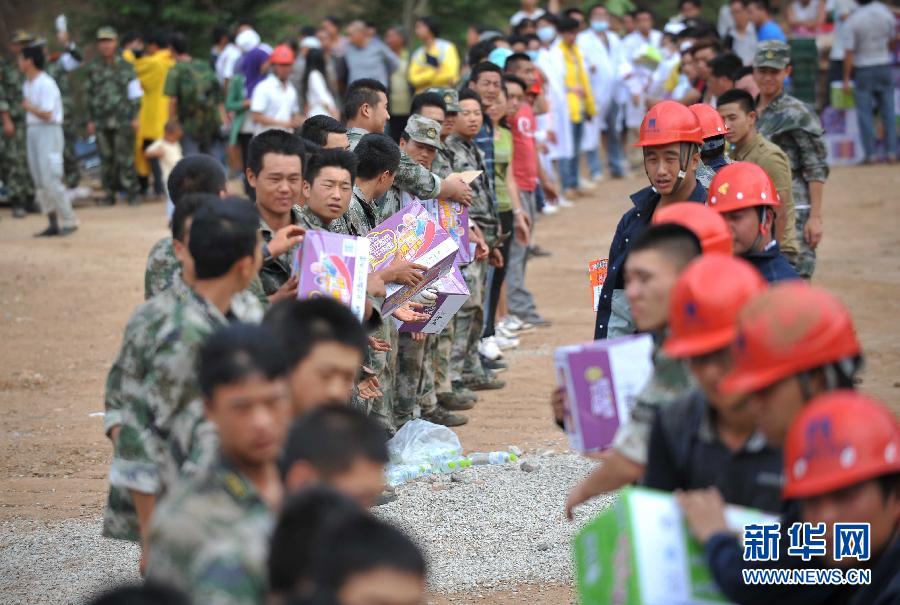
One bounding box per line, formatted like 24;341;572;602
573;487;777;604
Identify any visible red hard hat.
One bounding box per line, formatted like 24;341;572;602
689;103;729;140
720;282;862;396
664;255;767;358
635;100;704;147
652;202;733;256
783;390;900;500
708;162;780;213
270;44;296;65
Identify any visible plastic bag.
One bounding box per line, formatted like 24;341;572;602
387;419;462;466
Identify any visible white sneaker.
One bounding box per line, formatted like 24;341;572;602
542;203;559;215
494;334;520;350
592;174;605;184
500;315;535;333
495;324;518;339
478;336;502;361
558;196;575;208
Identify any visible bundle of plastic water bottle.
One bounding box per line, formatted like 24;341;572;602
386;450;520;486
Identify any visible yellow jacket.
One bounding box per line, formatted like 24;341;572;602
124;48;175;140
408;39;460;92
561;42;596;124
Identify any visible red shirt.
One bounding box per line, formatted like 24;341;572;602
510;103;539;192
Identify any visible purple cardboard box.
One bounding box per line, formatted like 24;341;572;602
394;266;470;333
424;198;471;264
293;231;371;322
554;334;654;454
367;201;459;315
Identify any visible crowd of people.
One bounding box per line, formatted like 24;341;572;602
0;1;898;604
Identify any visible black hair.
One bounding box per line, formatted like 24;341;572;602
198;323;289;399
264;297;368;369
748;0;772;12
717;88;757;114
299;115;347;148
458;87;484;113
469;61;503;85
169;32;188;55
410;92;447;116
280;407;389;480
876;472;900;502
303;148;358;185
564;7;585;19
733;65;754;80
415;16;439;38
680;0;702;7
167;155;227;205
690;39;723;56
323;15;342;28
20;45;45;70
188;197;260;279
171;192;217;242
354;133;401;179
300;25;318;38
634;7;655;19
268;487;364;595
507;34;527;48
503;74;528;93
730;0;749;6
709;53;743;80
310;516;425;594
512;19;535;36
628;223;702;270
144;30;169;49
467;39;498;67
86;584;191;605
302;48;328;108
212;25;231;44
589;3;609;16
343;78;388;123
504;52;532;73
536;12;558;27
247;129;307;176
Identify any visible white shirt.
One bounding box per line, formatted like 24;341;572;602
622;30;663;62
145;139;183;185
304;70;336;118
250;73;300;134
23;71;63;126
215;43;242;84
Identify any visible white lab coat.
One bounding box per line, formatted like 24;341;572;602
578;29;625;145
536;41;573;160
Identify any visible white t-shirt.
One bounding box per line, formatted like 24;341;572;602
145;139;183;186
304;70;336;118
250;73;300;134
23;71;63;126
215;43;242;84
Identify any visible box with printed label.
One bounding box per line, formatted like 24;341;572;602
294;231;370;321
574;486;777;605
424;198;471;264
555;334;654;454
394;266;470;333
367;201;459;315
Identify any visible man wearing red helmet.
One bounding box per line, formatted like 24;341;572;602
708;162;799;282
651;202;733;256
690;103;732;189
250;45;302;133
593;100;706;341
643;255;783;512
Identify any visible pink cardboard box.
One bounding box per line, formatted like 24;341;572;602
424;199;471;264
394;266;470;333
554;334;654;454
293;230;371;322
367;201;459;315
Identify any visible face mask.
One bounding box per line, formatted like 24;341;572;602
591;20;609;33
536;26;556;43
526;50;540;62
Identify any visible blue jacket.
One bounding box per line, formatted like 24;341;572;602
593;182;707;340
743;240;800;283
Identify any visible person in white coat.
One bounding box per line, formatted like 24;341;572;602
534;13;572;205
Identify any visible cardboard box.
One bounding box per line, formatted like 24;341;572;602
555;334;654;454
294;231;371;321
574;487;778;605
589;258;609;312
368;201;459;315
394;266;470;333
424;198;471;264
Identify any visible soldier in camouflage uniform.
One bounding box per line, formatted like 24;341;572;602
753;41;828;279
85;28;141;205
0;31;37;217
146;323;291;605
164;33;223;156
444;89;504;392
103;201;263;543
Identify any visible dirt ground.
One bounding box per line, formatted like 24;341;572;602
1;164;898;603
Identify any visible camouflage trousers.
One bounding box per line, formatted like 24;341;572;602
96;127;139;202
0;125;36;210
62;123;80;189
435;318;455;396
792;207;816;279
451;260;487;383
394;333;439;428
368;322;399;434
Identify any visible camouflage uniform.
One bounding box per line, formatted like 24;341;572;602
332;186;378;237
754;41;829;279
45;60;79;189
103;276;261;541
258;205;304;296
431;142;458;400
610;333;695;465
0;56;36;213
85;53;140;203
347;126;442;200
163;59;221;153
145;453;273;605
444;133;498;386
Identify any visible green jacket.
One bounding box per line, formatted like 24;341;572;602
225;73;248;147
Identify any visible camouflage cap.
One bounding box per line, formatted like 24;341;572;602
753;40;790;70
405;114;443;150
427;87;461;113
12;30;35;44
96;26;118;41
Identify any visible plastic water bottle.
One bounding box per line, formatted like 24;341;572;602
386;463;431;486
431;457;473;473
469;451;519;465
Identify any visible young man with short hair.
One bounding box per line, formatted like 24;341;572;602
146;323;292;604
747;0;786;42
250;44;302;133
341;132;399;236
706;53;743;98
716;87;799;264
753;41;827;279
467;61;504;191
299;114;349;149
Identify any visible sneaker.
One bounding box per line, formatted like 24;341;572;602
558;196;575;208
541;203;559;215
527;244;552;258
437;393;476;410
59;225;78;236
500;315;535;333
478;336;502;361
481;355;508;371
591;173;605;184
494;334;520;350
424;407;468;427
523;314;552;328
35;225;60;237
